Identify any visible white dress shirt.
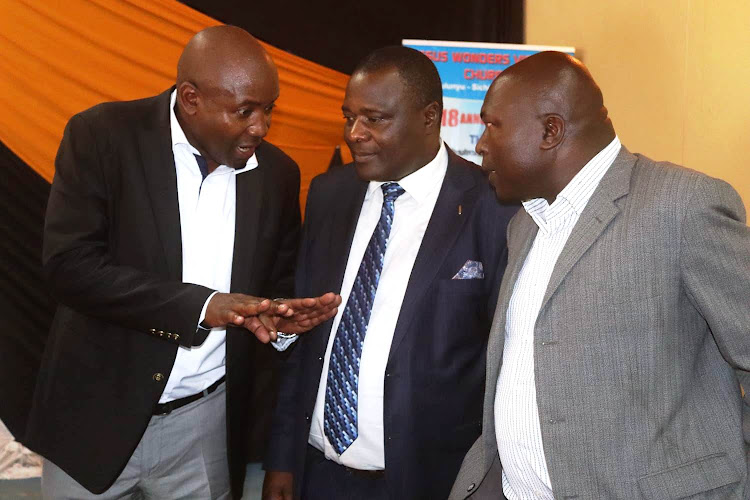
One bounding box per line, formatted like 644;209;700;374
159;91;259;403
495;136;621;499
308;142;449;469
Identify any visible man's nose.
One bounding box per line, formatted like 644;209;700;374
346;117;369;142
247;115;270;138
475;130;488;155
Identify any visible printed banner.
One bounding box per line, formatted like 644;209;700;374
402;40;575;165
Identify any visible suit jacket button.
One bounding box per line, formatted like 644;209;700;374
174;334;180;341
149;328;156;334
153;372;164;382
467;483;476;491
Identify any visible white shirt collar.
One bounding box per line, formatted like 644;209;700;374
523;135;621;230
169;90;258;174
365;141;448;204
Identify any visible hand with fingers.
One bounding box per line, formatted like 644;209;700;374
245;292;342;342
262;471;293;500
203;293;294;342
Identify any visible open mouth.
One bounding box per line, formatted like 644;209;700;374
237;145;257;156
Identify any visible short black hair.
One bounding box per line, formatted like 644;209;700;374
352;46;443;115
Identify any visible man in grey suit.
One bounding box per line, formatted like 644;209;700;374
450;51;750;500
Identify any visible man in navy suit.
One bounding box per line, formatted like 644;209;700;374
263;46;517;500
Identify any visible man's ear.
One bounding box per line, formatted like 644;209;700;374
177;82;200;116
424;101;441;132
541;114;564;150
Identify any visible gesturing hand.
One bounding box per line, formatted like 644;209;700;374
244;292;342;343
203;293;293;330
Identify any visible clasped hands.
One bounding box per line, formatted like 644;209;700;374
203;292;342;343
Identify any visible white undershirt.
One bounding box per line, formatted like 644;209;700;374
159;91;258;403
308;142;448;469
494;136;621;499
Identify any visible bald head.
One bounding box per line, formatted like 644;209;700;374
177;25;277;95
174;26;280;172
477;51;616;203
492;51;614;148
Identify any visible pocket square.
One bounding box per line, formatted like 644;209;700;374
452;260;484;279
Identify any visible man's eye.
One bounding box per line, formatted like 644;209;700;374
264;104;275;114
367;116;383;124
238;109;251;117
343;115;355;124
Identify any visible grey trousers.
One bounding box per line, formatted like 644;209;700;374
42;382;231;500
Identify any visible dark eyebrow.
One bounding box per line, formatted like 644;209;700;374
237;96;278;108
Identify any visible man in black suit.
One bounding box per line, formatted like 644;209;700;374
27;26;339;499
262;47;517;500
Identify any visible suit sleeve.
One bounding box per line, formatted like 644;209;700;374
43;113;213;347
680;175;750;370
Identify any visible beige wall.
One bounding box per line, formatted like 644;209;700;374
525;0;750;207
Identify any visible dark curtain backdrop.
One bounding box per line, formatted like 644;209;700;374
0;0;522;444
179;0;524;74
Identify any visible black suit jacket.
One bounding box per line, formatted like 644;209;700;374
26;89;301;498
266;150;517;499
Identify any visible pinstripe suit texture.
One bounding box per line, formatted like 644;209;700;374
450;147;750;500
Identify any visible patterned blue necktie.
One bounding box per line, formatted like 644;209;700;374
324;182;405;455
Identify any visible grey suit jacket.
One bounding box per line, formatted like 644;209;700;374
450;147;750;500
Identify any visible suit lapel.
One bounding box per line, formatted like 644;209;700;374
388;152;477;359
138;88;183;281
310;169;367;357
322;170;367;295
538;148;635;313
231;163;264;293
483;211;537;465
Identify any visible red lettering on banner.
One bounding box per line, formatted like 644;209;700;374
420;50;448;62
463;69;503;80
451;52;510;65
442;108;459;127
460;113;482;124
513;54;528;63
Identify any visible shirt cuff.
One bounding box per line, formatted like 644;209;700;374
271;332;299;351
198;291;220;329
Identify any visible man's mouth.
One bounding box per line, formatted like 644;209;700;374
237;144;257;156
352;151;377;162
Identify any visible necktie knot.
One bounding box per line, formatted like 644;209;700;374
381;182;405;204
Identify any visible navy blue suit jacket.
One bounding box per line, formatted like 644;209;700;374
266;149;517;499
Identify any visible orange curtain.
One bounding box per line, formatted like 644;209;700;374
0;0;352;204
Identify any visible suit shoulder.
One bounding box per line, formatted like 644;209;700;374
630;153;744;213
447;150;486;180
256;141;299;174
72;92;166;130
309;162;359;191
